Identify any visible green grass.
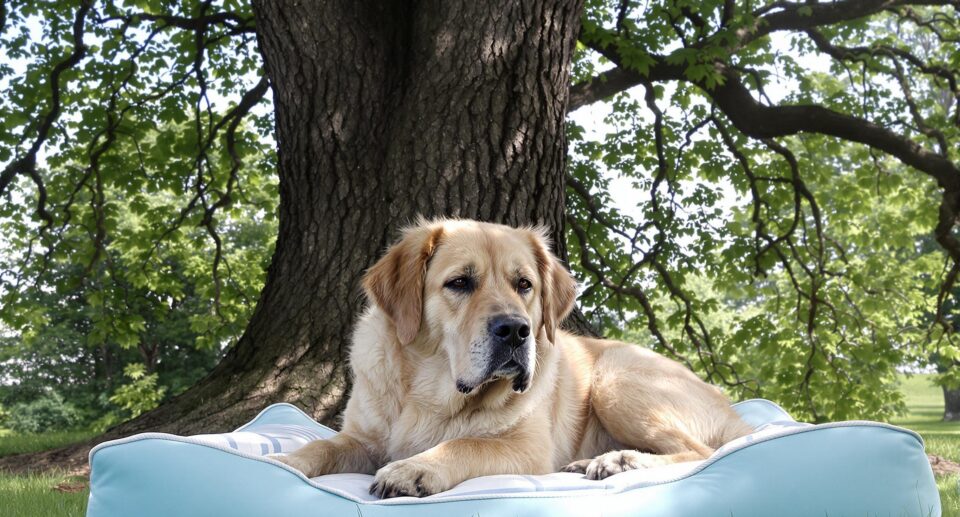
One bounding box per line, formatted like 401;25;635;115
892;374;960;516
0;379;956;516
939;475;960;517
0;470;88;517
0;429;97;457
0;430;94;516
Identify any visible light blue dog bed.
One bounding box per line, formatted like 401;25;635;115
87;399;940;516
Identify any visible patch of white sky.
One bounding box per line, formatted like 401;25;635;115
568;31;833;254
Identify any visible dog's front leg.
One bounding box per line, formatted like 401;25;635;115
370;435;551;498
271;433;377;478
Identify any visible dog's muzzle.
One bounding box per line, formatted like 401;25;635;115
487;314;532;392
456;315;533;395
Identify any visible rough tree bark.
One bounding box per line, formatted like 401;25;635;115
0;0;585;472
197;0;584;431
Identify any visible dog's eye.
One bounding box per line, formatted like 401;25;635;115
444;276;473;292
517;278;532;293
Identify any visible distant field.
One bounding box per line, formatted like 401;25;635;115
0;429;96;457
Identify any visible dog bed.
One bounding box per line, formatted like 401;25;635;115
86;399;940;516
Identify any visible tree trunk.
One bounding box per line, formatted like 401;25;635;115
169;0;583;431
935;360;960;422
944;385;960;421
0;0;584;473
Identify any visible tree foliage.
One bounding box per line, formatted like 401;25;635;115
566;0;960;421
2;390;80;434
108;363;165;418
0;0;275;424
1;0;959;425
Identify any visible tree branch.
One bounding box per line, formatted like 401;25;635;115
566;214;696;372
0;0;92;225
101;11;255;34
706;64;960;191
748;0;959;45
570;55;960;194
0;0;7;36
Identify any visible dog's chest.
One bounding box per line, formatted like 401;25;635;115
384;402;519;461
383;375;527;461
382;370;466;460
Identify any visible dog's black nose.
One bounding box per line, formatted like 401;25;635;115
490;315;530;348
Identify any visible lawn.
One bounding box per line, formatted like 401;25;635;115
892;374;960;516
0;470;88;517
0;429;97;457
0;429;95;516
0;378;957;516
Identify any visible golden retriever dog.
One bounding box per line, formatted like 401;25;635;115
273;218;753;498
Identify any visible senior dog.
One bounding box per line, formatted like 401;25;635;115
273;218;753;498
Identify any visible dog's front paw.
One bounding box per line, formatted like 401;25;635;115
370;458;445;498
584;450;664;480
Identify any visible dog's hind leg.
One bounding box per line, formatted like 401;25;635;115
567;427;714;480
561;425;713;479
564;344;737;480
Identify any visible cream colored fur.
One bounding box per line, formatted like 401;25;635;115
273;219;753;498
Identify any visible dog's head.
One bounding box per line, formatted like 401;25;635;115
363;218;577;395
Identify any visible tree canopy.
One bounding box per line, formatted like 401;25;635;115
1;0;959;430
565;0;960;420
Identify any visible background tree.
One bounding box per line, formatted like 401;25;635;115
0;124;277;429
0;0;958;471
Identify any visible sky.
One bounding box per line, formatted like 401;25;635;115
568;31;833;232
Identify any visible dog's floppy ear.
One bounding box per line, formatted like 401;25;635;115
528;228;577;344
363;221;444;345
